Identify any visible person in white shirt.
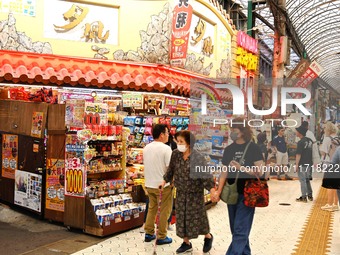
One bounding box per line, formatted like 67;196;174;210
143;124;173;245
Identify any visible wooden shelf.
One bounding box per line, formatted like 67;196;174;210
87;170;123;180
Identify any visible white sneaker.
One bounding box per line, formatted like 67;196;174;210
332;204;339;211
321;204;333;211
139;226;145;233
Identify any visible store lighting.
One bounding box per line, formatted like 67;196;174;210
91;91;97;97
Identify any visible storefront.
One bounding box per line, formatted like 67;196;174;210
0;0;235;236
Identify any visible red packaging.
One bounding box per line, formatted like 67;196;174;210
101;125;108;136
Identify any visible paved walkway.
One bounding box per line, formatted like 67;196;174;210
72;178;340;255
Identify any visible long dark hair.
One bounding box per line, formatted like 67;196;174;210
232;117;253;142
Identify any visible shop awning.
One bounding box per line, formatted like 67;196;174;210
0;50;231;100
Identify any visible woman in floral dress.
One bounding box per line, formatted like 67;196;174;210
162;131;216;254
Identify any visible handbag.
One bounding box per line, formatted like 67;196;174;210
220;141;251;205
244;175;269;207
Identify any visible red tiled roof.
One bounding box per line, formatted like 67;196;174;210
0;50;231;100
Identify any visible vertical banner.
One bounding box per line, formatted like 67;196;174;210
286;59;310;87
294;61;324;89
31;112;44;138
46;159;65;212
14;170;42;212
2;134;18;179
170;0;193;67
65;134;86;197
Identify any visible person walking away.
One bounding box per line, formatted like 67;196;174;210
301;121;319;180
320;121;339;211
272;128;293;180
162;131;216;254
295;126;313;202
143;124;173;245
215;118;264;255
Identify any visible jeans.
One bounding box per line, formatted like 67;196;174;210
297;166;313;198
226;194;255;255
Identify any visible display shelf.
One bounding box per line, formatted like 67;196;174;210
84;197;144;237
87;170;123;180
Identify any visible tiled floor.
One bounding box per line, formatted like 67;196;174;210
73;177;340;255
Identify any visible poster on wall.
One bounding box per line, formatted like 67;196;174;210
0;0;36;17
31;112;44;138
14;170;42;212
2;134;18;179
170;0;193;67
164;96;189;112
44;0;118;45
122;94;143;109
65;100;85;129
46;159;65;212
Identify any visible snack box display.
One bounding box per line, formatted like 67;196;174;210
212;135;224;146
91;199;105;211
95;209;113;225
110;195;124;206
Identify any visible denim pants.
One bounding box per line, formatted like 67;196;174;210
226;194;255;255
297;166;313;198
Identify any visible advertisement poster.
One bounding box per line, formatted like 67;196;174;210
164;96;189;112
44;0;118;45
31;112;44;138
14;170;42;212
0;0;36;17
170;0;193;67
122;94;143;109
84;102;108;126
65;157;86;197
46;159;65;212
65;134;86;197
65;100;85;129
2;134;18;179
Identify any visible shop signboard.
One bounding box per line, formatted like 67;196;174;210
65;100;85;129
170;0;193;67
164;96;189;112
46;159;65;212
122;94;143;109
31;112;44;138
0;0;36;17
44;0;118;45
1;134;18;179
14;170;42;212
286;59;310;87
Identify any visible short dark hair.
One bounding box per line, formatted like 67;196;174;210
177;130;196;149
301;121;309;129
152;124;168;139
257;132;267;144
232;117;253;142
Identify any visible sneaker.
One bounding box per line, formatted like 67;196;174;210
156;236;173;245
176;242;193;254
307;195;313;201
144;234;156;242
332;204;340;211
139;227;145;233
203;233;213;253
321;204;333;211
296;197;307;203
285;174;293;180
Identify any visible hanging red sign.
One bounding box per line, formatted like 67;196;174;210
170;0;193;68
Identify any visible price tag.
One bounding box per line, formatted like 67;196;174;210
115;217;122;223
124;216;131;221
134;213;139;218
104;220;111;226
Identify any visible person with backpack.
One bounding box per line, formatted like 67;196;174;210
320;121;339;211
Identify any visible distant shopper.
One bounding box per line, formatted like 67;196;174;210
215;119;264;255
320;121;339;211
257;132;270;180
162;131;216;254
272;128;293;180
143;124;173;245
301;121;319;180
295;126;313;202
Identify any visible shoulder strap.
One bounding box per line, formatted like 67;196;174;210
235;141;251;182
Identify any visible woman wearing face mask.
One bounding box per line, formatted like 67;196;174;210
162;130;217;254
214;118;264;255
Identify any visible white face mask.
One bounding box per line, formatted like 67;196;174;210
177;144;188;152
